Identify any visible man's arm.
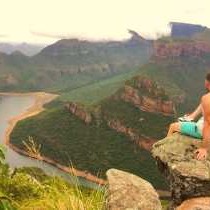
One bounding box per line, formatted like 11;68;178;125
187;104;202;120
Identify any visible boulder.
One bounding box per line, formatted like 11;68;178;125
106;168;161;210
152;133;210;208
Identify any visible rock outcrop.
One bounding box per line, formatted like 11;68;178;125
106;168;162;210
121;77;175;115
65;102;92;124
152;133;210;209
154;40;210;58
169;22;207;38
106;118;155;151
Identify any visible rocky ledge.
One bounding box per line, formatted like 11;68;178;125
152;133;210;209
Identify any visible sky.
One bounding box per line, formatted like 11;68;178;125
0;0;209;44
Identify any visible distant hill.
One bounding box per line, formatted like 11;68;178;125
0;42;45;56
0;30;152;92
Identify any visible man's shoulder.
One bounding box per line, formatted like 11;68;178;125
202;92;210;101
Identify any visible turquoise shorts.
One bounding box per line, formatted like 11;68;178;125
180;122;202;139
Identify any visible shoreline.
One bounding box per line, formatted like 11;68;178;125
1;91;107;186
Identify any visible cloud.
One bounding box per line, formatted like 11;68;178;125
30;31;74;39
30;30;131;42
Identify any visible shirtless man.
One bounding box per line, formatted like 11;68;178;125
197;75;210;160
167;73;210;160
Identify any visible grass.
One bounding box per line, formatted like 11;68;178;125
1;143;171;210
0;146;107;210
161;200;170;210
17;175;107;210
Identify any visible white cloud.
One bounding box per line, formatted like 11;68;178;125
0;0;209;44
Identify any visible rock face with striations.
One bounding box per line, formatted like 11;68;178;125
65;102;92;124
106;168;162;210
153;40;210;58
120;76;176;116
152;133;210;209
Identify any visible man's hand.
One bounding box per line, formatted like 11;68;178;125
194;148;208;160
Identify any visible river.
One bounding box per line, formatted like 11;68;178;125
0;95;100;189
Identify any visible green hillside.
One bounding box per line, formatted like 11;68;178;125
11;105;167;189
10;48;210;191
0;31;152;92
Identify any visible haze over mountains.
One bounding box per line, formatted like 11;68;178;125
0;42;45;56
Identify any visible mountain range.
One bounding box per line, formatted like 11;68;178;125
3;22;210;190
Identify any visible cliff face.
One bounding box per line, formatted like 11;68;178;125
120;76;175;115
154;41;210;58
65;102;92;124
106;118;155;151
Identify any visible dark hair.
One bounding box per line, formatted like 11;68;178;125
206;73;210;82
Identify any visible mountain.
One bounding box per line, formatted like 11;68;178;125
0;42;45;56
0;30;152;92
3;22;210;191
10;29;210;190
169;22;207;38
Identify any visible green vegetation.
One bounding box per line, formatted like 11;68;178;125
0;34;152;92
139;55;210;113
10;51;210;192
11;106;168;189
3;34;210;204
58;67;141;106
101;99;174;139
0;146;107;210
161;200;170;210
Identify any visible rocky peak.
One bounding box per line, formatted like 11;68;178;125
128;29;147;42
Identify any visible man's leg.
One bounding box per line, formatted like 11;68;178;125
167;122;180;137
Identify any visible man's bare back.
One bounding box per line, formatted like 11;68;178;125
196;92;210;160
